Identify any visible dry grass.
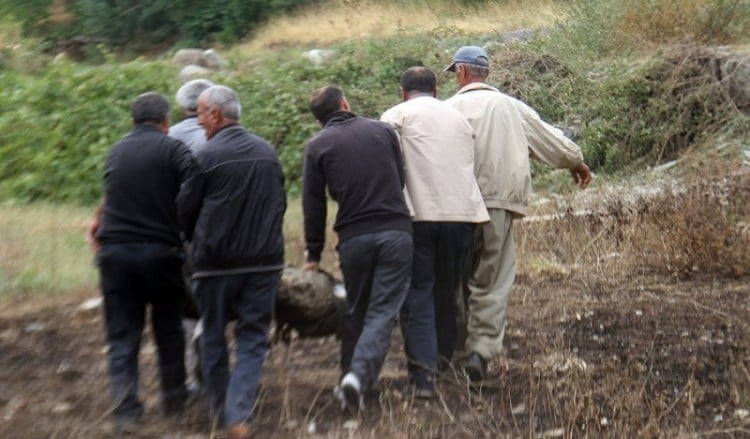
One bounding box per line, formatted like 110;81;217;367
0;202;97;298
615;0;750;46
238;0;566;51
517;167;750;283
2;167;750;437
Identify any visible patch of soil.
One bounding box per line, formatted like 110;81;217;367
1;277;749;438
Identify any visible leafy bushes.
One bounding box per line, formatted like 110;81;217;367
1;2;748;204
577;46;743;172
0;0;312;50
0;61;175;203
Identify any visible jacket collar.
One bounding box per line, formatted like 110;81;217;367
456;81;500;95
132;123;163;134
212;122;242;138
324;111;357;128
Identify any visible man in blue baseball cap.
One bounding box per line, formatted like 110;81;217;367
443;45;490;72
445;45;592;383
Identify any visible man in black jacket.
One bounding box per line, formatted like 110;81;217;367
178;85;286;439
86;92;197;431
303;86;413;411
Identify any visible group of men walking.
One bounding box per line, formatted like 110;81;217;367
86;45;591;437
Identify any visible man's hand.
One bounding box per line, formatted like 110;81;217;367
86;218;101;253
86;199;104;253
570;163;593;189
303;261;319;271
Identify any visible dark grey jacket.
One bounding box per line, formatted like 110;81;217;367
97;124;196;247
178;124;286;277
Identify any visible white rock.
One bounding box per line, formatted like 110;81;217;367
343;419;359;430
173;48;206;68
734;409;749;419
539;428;564;438
52;402;72;414
303;49;335;66
79;297;102;311
202;49;224;70
23;322;45;333
178;65;213;83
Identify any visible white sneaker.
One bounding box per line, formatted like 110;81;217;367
332;385;346;410
340;372;363;411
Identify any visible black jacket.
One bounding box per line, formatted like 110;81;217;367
97;124;196;247
178;124;286;276
303;111;411;262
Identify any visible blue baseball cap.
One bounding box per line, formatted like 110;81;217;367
443;46;490;72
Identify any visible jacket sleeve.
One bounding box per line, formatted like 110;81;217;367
176;157;204;242
302;144;327;263
515;99;583;169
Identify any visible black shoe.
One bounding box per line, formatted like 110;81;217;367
465;352;487;382
113;415;141;436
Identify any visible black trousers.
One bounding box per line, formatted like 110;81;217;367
98;242;188;420
401;222;474;384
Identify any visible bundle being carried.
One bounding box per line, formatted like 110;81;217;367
274;267;346;342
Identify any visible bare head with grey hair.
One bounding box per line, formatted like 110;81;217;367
175;79;214;114
200;85;241;120
197;85;242;140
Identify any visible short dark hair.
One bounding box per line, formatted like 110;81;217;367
400;66;436;94
131;92;170;125
309;85;343;124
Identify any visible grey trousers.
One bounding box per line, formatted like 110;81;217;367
459;208;515;360
338;230;412;391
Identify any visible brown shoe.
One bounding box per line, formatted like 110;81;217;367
229;423;252;439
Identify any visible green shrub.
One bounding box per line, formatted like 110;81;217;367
578;46;739;172
0;16;747;204
0;60;176;203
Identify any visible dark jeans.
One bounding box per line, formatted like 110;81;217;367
338;230;412;391
193;271;278;427
98;242;188;421
400;222;474;383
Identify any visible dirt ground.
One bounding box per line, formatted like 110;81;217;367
1;274;749;439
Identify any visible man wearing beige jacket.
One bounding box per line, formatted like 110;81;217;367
381;66;489;395
445;46;592;381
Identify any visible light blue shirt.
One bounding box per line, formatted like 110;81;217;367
168;116;207;154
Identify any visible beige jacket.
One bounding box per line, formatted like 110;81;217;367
381;95;489;223
446;82;584;217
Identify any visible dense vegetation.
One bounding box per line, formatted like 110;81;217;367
0;0;310;48
0;0;748;204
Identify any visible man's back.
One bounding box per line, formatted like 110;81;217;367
381;95;487;223
98;124;195;246
180;124;286;275
447;84;531;216
303;112;411;244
